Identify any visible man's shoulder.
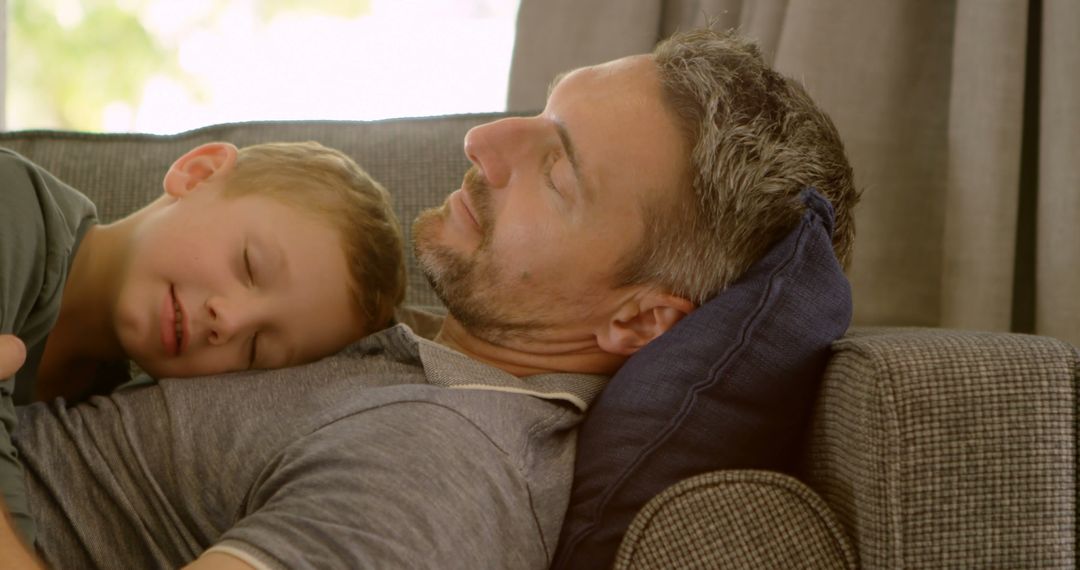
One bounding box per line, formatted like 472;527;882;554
215;393;559;569
310;380;581;447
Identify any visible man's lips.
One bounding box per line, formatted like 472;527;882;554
453;188;482;232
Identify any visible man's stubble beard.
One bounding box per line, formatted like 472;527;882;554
412;167;551;343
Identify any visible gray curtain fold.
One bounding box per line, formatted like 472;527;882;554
507;0;1080;347
1038;0;1080;345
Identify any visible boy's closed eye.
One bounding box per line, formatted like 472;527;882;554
243;244;259;368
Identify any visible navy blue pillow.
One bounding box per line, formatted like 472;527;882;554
552;188;852;569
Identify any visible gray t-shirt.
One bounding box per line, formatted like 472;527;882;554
0;148;97;543
15;324;607;569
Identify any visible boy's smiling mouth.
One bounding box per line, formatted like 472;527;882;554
162;285;188;356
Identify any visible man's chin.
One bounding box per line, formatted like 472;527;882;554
413;236;495;339
413;206;551;344
423;266;555;346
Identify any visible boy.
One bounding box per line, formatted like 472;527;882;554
0;141;406;544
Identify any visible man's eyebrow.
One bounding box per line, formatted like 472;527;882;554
552;118;590;203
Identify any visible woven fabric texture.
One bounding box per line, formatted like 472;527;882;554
0;116;503;308
614;470;857;570
802;327;1078;569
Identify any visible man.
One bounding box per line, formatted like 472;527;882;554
0;28;855;569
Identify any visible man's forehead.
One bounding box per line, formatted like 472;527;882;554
547;54;655;99
539;53;686;211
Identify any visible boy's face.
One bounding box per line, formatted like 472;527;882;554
113;176;364;379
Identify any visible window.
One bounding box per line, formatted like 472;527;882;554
7;0;520;133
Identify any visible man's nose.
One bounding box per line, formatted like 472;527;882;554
463;117;548;188
205;295;255;346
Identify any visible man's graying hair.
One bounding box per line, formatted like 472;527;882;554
615;28;859;305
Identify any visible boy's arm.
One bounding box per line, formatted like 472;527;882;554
183;553;255;570
0;336;25;380
3;490;247;570
0;493;45;570
0;336;33;546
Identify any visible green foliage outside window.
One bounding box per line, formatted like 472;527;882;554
8;0;371;131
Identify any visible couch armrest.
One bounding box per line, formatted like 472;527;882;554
614;470;857;570
803;327;1078;569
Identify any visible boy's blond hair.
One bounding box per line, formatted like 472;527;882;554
221;141;405;335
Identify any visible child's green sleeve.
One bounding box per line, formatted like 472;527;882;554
0;149;98;544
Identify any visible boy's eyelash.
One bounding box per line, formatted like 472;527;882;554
544;154;560;194
244;245;257;368
244;247;254;284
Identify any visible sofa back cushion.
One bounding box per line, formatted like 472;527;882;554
552;188;853;569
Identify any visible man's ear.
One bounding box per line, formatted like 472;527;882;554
595;290;695;356
162;142;239;198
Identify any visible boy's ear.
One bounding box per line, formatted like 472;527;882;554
162;142;239;198
595;290;695;356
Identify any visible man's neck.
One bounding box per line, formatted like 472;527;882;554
433;315;626;377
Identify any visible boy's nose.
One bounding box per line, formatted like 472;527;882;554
205;295;254;346
464;117;550;189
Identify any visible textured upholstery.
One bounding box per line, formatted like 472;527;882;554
802;327;1078;568
4;117;1077;569
614;470;857;570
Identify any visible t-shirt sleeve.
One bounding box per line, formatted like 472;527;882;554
207;402;550;570
0;150;51;543
0;148;96;544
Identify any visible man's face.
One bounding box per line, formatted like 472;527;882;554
114;181;364;379
413;55;688;343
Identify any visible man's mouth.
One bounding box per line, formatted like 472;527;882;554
460;167;491;233
458;189;481;231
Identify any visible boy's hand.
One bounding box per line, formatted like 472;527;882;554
0;335;26;379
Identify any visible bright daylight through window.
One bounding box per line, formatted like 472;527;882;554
7;0;521;133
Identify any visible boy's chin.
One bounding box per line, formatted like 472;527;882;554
129;356;166;380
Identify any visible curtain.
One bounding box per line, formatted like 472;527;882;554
508;0;1080;347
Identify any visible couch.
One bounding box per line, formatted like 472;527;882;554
3;115;1076;569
